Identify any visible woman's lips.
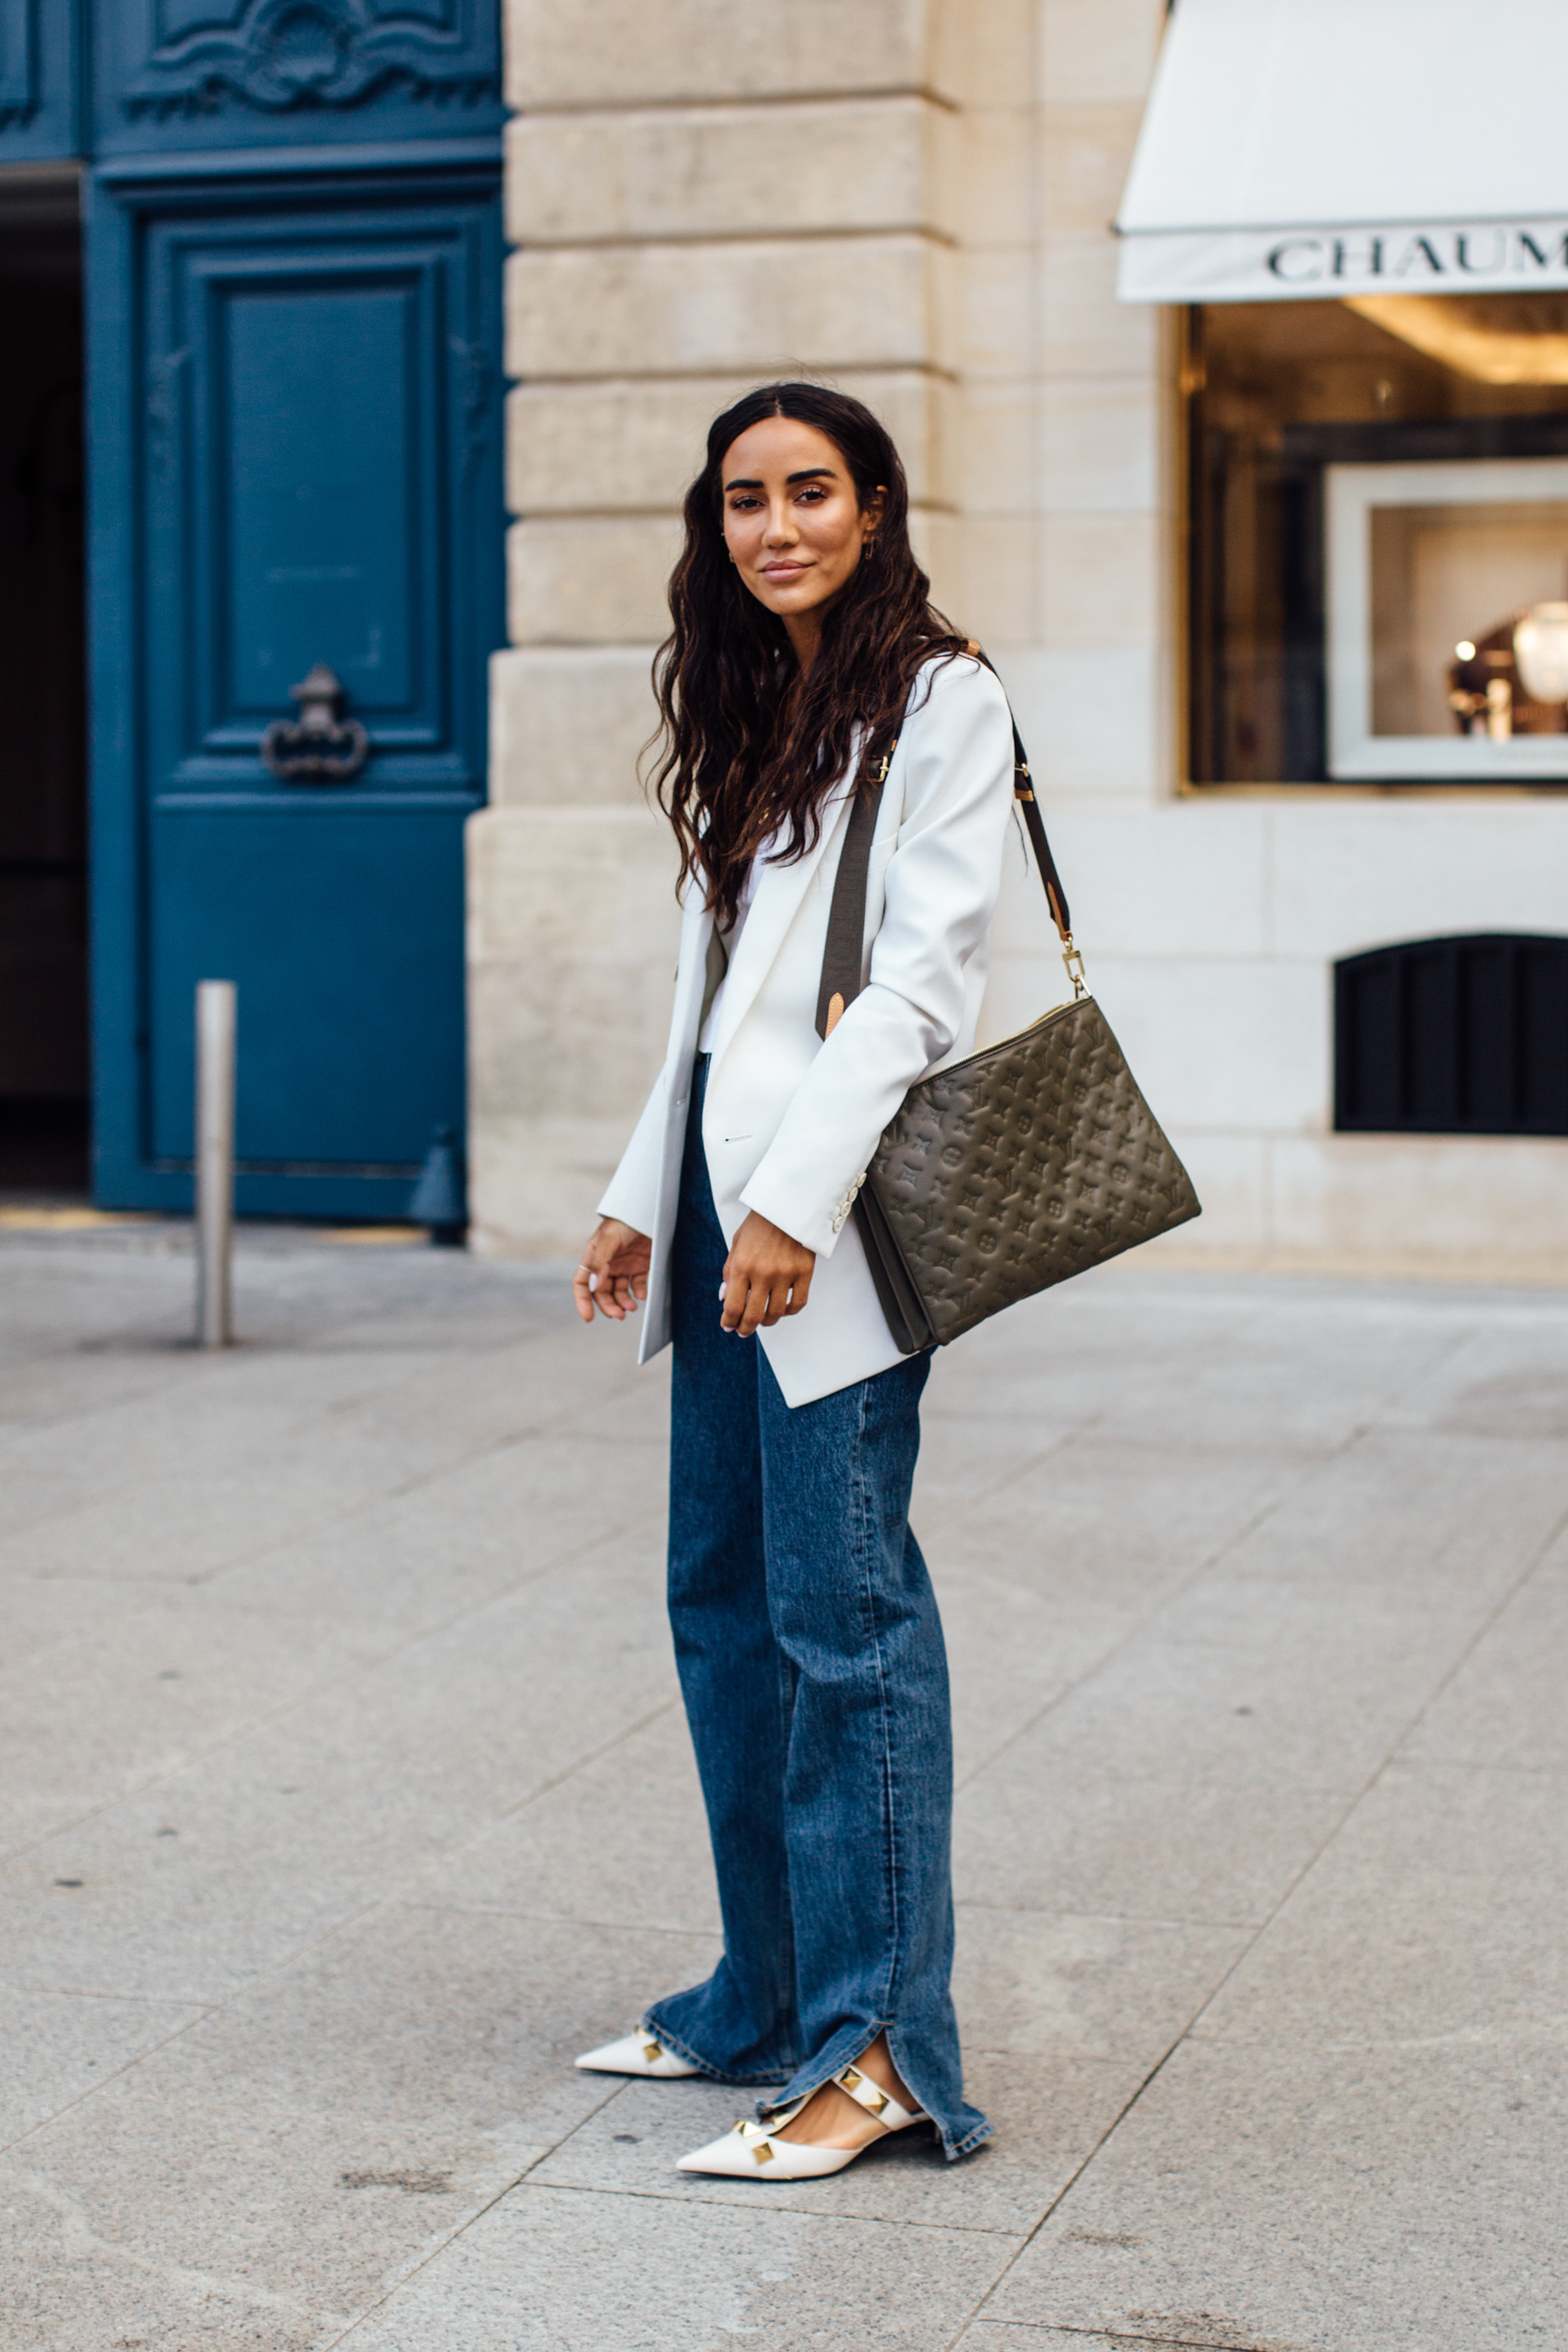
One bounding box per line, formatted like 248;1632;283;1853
761;561;808;578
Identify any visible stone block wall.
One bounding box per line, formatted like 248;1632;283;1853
475;0;1568;1279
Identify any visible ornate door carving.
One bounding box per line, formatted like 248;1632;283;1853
94;1;501;150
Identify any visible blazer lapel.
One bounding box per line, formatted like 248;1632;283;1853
702;771;857;1073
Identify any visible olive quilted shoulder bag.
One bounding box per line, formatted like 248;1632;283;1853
816;697;1201;1355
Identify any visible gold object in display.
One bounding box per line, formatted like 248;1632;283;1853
1448;610;1568;738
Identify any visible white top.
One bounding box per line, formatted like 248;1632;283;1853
1117;0;1568;304
698;835;775;1053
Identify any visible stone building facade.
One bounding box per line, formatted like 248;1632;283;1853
472;0;1568;1281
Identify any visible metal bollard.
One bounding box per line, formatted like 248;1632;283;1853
194;980;236;1348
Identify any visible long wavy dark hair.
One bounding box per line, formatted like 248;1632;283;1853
645;382;969;927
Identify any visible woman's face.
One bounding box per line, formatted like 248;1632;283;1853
720;417;882;631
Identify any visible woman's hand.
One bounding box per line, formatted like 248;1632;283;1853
721;1211;814;1336
573;1218;651;1324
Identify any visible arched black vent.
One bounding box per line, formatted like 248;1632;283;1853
1335;936;1568;1137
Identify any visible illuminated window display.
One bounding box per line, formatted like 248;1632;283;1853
1186;296;1568;783
1328;458;1568;778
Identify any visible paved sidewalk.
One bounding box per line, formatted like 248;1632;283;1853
1;1221;1565;2352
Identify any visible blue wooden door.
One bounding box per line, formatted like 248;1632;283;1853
89;159;502;1215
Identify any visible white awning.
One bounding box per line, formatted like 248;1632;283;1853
1117;0;1568;303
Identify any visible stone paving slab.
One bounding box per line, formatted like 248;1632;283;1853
0;2093;544;2345
1401;1524;1568;1774
422;1705;721;1937
0;1547;678;2003
978;2032;1568;2351
0;1226;1564;2351
952;1908;1245;2066
0;1986;207;2146
1191;1757;1568;2051
956;2332;1132;2352
335;2182;1017;2352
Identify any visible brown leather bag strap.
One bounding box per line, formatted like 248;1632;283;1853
814;662;1073;1043
1005;714;1072;943
814;739;895;1040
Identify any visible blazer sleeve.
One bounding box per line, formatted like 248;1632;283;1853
738;655;1014;1258
596;1059;669;1237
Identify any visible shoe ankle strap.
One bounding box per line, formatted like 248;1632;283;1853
833;2062;923;2131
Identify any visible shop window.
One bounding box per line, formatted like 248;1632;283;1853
1186;298;1568;785
1335;935;1568;1136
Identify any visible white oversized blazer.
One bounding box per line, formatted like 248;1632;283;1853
598;653;1016;1409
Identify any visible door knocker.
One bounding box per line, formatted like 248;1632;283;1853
261;663;369;781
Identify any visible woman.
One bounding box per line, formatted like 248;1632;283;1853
571;382;1013;2178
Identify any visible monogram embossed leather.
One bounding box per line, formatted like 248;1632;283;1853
819;669;1200;1354
862;995;1200;1349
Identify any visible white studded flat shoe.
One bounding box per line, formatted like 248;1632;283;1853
575;2027;701;2078
677;2061;927;2180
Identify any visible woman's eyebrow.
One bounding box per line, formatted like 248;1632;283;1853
722;467;838;492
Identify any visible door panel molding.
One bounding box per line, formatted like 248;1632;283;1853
172;242;444;758
142;191;494;790
95;132;502;181
0;0;42;128
0;0;80;159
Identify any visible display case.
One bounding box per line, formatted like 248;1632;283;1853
1185;294;1568;786
1327;457;1568;779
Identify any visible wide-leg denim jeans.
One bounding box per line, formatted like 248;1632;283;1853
645;1059;990;2160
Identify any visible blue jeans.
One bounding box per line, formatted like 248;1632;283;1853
645;1059;990;2161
